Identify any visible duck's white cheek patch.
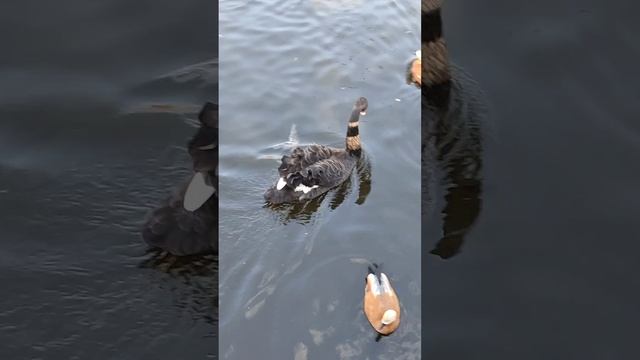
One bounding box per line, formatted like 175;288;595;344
294;184;319;193
276;177;287;190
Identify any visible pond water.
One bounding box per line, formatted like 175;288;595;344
422;1;640;358
219;0;421;358
3;0;637;358
0;1;217;358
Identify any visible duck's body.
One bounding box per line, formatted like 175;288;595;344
142;102;219;256
264;97;368;204
364;268;401;335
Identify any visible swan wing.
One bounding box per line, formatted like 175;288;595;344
278;144;339;177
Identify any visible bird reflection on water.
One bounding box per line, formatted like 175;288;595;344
138;101;219;328
428;68;485;259
142;102;218;256
137;249;218;325
419;0;486;260
421;69;486;259
422;70;486;259
264;154;373;224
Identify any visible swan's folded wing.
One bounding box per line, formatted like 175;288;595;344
278;144;340;177
302;157;353;188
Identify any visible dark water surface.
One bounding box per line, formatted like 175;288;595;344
219;0;420;358
0;1;217;358
423;1;640;358
3;0;638;358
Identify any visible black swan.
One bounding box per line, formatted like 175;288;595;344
264;97;368;204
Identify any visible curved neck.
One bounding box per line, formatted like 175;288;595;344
346;109;361;154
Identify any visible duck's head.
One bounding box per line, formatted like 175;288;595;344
380;309;398;327
354;97;368;116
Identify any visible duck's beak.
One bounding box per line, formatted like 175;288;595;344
183;171;216;211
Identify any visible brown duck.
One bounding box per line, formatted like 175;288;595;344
364;269;401;335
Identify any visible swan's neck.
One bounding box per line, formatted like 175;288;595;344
346;109;361;154
423;0;451;108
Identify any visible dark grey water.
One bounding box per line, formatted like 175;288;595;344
3;0;638;358
219;0;420;358
0;1;217;358
423;1;640;358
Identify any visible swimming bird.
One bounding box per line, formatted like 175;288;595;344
142;102;218;256
263;97;368;204
363;266;401;335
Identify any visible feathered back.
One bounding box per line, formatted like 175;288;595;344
264;97;368;204
364;268;401;335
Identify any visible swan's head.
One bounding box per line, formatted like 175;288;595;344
354;97;368;116
415;49;421;60
381;309;397;325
